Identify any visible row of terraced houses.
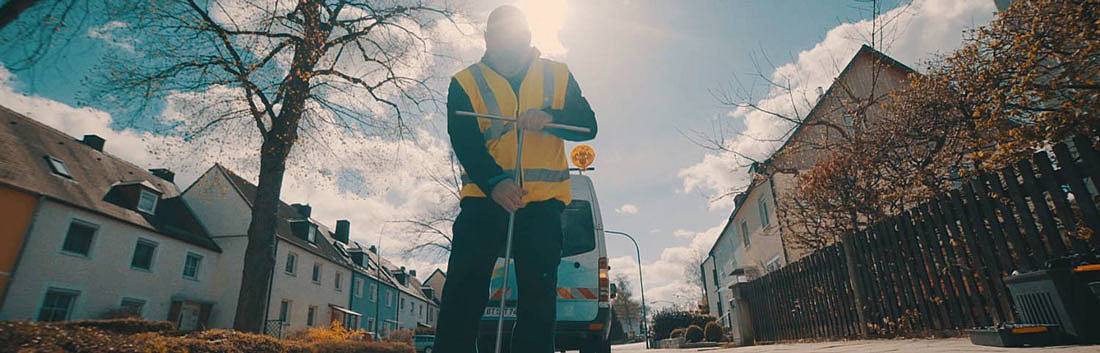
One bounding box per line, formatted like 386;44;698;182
0;105;446;337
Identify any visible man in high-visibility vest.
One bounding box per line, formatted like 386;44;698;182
435;5;597;353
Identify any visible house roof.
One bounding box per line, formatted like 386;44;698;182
0;105;219;251
425;268;446;282
705;45;915;259
211;164;352;268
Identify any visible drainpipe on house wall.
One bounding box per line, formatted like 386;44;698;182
262;239;278;328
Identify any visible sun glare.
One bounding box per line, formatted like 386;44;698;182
515;0;568;57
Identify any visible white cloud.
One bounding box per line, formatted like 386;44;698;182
615;203;639;215
678;0;996;209
0;66;172;167
87;21;136;52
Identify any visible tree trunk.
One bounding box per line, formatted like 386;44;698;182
844;211;868;337
0;0;39;31
231;0;325;332
232;136;294;333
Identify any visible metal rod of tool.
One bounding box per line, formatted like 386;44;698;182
457;110;591;133
494;127;522;353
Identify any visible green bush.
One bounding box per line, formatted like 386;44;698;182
703;321;724;342
685;325;704;343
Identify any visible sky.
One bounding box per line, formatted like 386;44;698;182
0;0;998;309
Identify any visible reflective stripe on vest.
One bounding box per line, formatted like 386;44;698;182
460;168;570;185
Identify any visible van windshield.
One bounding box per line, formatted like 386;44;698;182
561;200;596;257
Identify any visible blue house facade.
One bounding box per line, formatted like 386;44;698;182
347;244;400;336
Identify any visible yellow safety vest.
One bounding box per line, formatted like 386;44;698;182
453;53;573;204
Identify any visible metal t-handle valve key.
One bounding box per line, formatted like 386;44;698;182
454;110;590;353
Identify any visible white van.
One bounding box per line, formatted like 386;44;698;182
479;174;614;353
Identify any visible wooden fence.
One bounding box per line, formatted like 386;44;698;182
738;135;1100;341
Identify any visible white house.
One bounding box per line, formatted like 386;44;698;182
0;110;222;330
182;164;360;335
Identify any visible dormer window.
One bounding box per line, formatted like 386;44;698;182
137;189;159;214
45;156;72;178
104;180;162;214
307;224;317;243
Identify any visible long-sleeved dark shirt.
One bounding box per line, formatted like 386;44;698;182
447;59;598;196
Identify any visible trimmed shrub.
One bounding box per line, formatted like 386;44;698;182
289;321;369;343
650;309;712;340
704;321;723;342
307;340;414;353
59;318;176;335
385;328;414;344
0;319;412;353
669;328;685;338
685;325;704;343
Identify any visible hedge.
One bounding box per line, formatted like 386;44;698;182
0;319;413;353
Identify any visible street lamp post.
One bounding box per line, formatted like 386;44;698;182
604;230;649;349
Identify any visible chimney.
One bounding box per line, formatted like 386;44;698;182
395;267;408;286
409;270;417;278
149;168;175;183
335;220;350;244
81;134;105;152
369;245;377;254
815;86;824;102
291;203;311;218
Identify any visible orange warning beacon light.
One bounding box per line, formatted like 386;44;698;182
571;144;595;170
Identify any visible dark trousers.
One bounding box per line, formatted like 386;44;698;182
435;197;564;353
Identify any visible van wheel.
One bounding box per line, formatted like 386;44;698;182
579;339;611;353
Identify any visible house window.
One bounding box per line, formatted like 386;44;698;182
278;300;292;322
366;317;375;331
285;253;297;275
401;297;405;310
335;271;343;291
120;297;145;317
312;263;321;283
740;221;750;247
61;220;96;256
307;225;317;243
758;197;770;227
38;288;79;321
355;279;365;298
137;189;159;215
45;156;72;179
307;305;317;326
386;291;393;308
182;253;202;280
370;283;378;302
130;239;157;271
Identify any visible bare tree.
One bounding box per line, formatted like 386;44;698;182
92;0;458;332
699;0;913;336
399;153;461;259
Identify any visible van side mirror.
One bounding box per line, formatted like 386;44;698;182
610;283;618;299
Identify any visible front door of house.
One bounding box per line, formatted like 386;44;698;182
177;302;201;331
